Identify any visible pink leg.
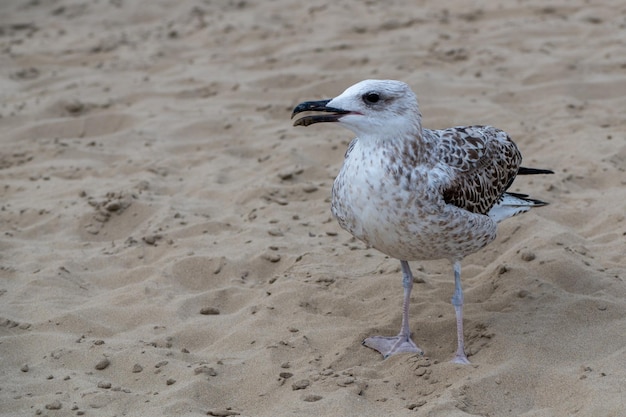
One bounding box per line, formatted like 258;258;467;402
363;261;423;358
451;260;470;364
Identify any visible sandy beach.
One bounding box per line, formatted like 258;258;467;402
1;0;625;415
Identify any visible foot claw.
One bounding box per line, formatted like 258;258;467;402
363;335;423;358
451;354;471;365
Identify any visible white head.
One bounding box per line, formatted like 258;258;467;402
292;80;422;140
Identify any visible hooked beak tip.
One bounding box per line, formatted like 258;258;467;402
291;99;349;127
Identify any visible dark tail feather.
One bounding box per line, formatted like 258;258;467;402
505;191;549;206
518;167;554;175
504;166;553;194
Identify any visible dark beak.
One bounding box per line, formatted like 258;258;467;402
291;99;350;127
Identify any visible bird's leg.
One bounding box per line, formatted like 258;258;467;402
451;260;471;364
398;260;415;341
363;260;423;358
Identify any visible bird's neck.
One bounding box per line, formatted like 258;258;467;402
358;123;432;165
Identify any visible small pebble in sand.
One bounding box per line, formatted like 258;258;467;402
166;378;176;385
277;166;303;180
132;364;143;373
97;381;112;389
45;400;62;410
20;364;29;372
155;360;168;368
268;228;284;236
200;306;220;315
291;379;310;390
262;252;281;263
142;234;162;245
521;251;536;261
337;376;355;387
302;394;323;402
194;366;218;376
406;400;427;409
104;201;122;212
64;99;85;115
279;372;293;379
94;358;110;370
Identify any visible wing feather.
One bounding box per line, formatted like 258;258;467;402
427;126;522;215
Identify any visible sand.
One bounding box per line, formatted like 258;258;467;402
1;0;625;416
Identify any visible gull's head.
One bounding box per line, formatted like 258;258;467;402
291;80;422;139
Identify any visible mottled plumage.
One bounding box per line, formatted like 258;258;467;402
292;79;552;364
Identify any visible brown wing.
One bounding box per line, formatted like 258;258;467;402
430;126;522;215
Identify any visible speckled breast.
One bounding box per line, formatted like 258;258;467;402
330;142;497;261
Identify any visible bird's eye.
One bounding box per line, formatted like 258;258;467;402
363;92;380;104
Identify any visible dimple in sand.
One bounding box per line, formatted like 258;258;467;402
292;79;552;364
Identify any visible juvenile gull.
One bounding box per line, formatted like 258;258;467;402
291;79;552;364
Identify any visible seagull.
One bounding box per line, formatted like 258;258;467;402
291;79;552;364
